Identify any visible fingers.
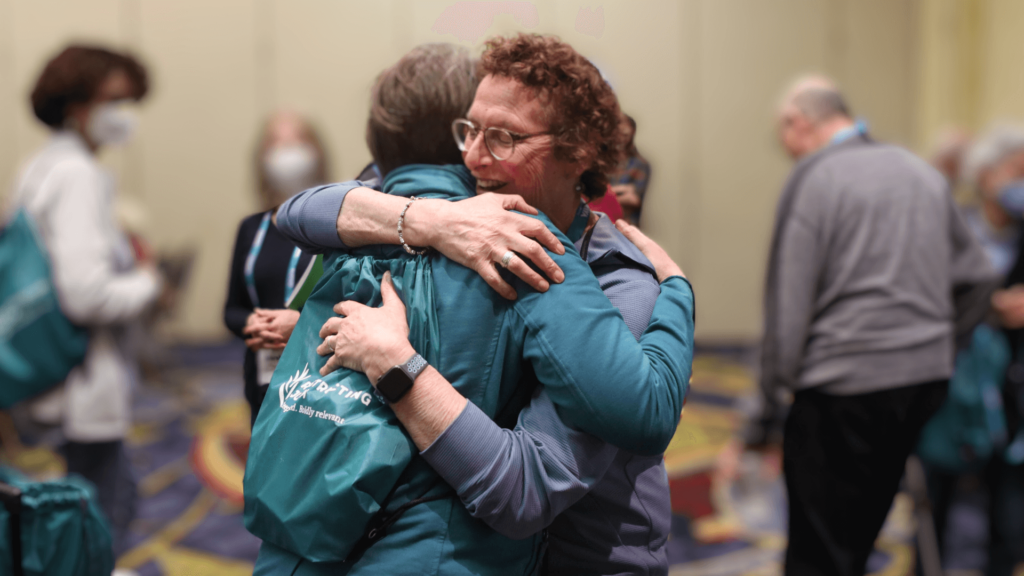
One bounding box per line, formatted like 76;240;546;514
319;317;342;339
334;301;363;317
379;271;403;310
519;216;565;256
509;236;564;284
320;354;346;377
500;193;539;216
259;330;284;342
615;218;648;244
504;253;550;293
316;335;335;357
476;261;517;300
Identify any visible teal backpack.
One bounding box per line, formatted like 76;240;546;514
917;324;1011;472
243;250;440;563
0;468;114;576
0;210;88;407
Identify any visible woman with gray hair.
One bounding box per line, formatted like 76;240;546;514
961;125;1024;276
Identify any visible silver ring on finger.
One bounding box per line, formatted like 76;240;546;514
326;335;336;352
499;251;515;269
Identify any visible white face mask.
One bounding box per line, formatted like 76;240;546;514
264;143;318;200
86;100;138;147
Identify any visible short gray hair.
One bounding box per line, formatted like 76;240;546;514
962;124;1024;189
791;87;850;123
366;43;478;176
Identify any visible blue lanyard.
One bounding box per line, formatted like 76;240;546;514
244;212;303;308
830;119;868;145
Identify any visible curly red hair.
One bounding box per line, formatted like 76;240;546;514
479;34;627;198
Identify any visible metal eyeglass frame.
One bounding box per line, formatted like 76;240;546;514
451;118;551;161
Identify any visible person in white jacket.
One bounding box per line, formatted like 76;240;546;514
9;45;162;560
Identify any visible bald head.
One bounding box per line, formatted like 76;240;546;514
777;75;855;160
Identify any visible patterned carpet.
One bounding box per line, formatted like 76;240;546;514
2;345;926;575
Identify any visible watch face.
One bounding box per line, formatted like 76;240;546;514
377;367;414;403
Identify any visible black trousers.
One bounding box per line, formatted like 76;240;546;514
783;380;948;576
62;439;137;557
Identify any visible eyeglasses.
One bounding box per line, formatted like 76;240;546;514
451;118;550;161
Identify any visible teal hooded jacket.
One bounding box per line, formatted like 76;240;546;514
253;164;695;576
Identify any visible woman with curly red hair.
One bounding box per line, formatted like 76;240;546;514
260;35;694;575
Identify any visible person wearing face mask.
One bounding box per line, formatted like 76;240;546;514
223;111;328;427
7;45;162;564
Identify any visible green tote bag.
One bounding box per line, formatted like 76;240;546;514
243;249;440;563
0;468;114;576
0;210;88;407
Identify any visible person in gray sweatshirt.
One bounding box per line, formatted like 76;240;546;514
751;76;998;576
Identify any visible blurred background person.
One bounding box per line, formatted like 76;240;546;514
609;114;650;226
915;124;1024;575
753;75;996;576
969;126;1024;576
930;127;973;186
960;126;1024;276
223;111;328;427
7;44;163;562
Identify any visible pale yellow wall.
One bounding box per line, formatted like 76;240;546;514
1;0;921;342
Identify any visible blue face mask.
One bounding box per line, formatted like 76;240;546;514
998;180;1024;218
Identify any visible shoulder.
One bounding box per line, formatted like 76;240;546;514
234;211;269;240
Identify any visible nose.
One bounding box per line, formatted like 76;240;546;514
462;130;492;171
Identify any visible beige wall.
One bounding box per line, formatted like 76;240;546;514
0;0;921;342
916;0;1024;150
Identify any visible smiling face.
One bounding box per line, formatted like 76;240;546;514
462;74;586;232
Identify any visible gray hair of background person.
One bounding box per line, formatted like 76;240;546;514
366;43;478;176
962;124;1024;191
791;87;850;123
785;75;851;123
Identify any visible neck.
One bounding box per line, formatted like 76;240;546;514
547;191;584;233
816;117;856;147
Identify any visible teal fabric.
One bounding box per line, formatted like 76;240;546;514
918;324;1010;472
248;163;694;575
0;210;88;407
0;468;114;576
244;219;445;563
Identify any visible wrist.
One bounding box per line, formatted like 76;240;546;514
402;199;442;248
366;341;417;384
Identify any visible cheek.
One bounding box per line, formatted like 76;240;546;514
503;156;547;191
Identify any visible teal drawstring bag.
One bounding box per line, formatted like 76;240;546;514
917;324;1010;472
0;210;88;407
243;250;440;563
0;468;114;576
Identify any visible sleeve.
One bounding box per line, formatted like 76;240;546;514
421;395;617;539
46;163;160;325
512;235;695;456
224;217;254;338
761;215;821;395
275;181;371;254
420;265;661;538
753;176;825;445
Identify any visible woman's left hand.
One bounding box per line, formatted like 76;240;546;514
249;308;301;347
317;271;416;379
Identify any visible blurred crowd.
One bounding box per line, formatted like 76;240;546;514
0;31;1022;576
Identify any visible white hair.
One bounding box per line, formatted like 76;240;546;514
962;124;1024;189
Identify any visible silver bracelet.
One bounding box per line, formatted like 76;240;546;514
398;197;428;255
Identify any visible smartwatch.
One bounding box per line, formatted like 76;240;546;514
375;353;428;403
